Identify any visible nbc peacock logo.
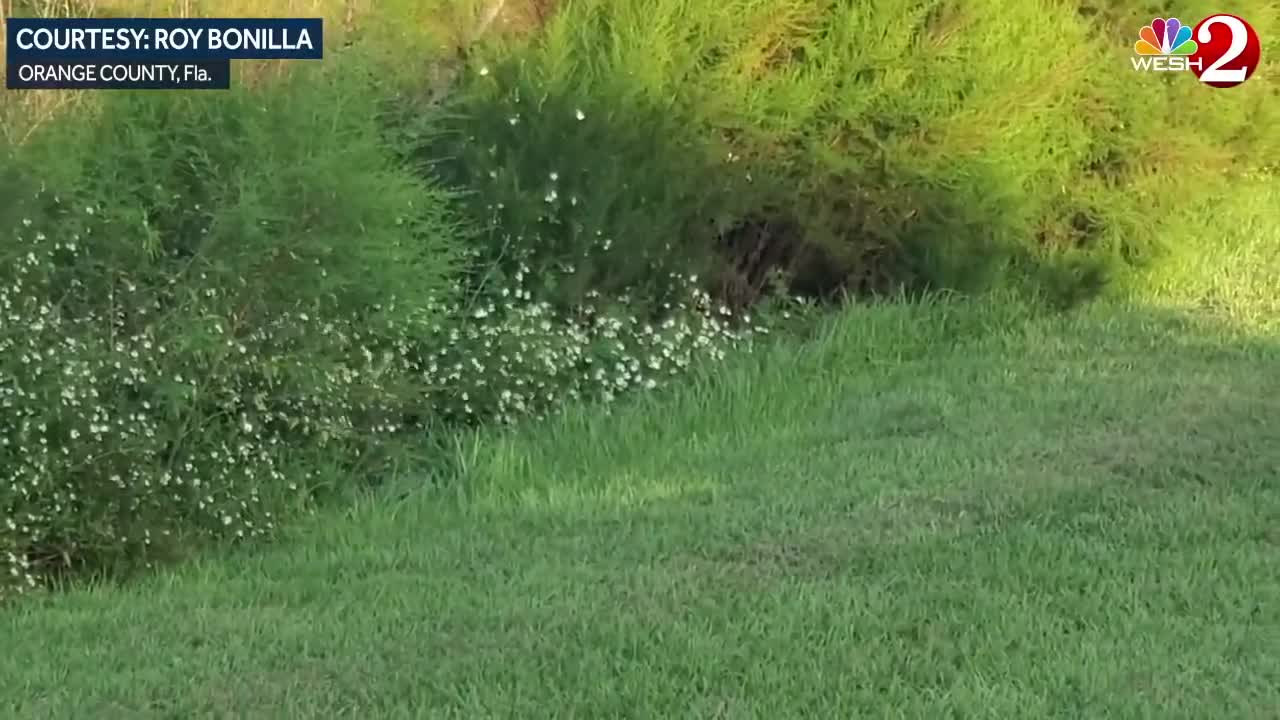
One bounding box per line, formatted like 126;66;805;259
1132;17;1201;71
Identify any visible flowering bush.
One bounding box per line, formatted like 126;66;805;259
0;198;437;598
417;263;765;425
0;50;777;599
0;58;463;599
0;203;769;599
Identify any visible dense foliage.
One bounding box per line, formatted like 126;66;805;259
3;0;1275;598
0;61;459;595
0;56;761;598
440;0;1278;305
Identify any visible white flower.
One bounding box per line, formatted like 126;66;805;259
479;66;490;76
575;109;585;120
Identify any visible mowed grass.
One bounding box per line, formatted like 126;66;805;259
3;185;1279;717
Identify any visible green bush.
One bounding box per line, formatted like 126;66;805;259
446;0;1279;304
0;47;770;600
0;59;462;599
428;55;759;313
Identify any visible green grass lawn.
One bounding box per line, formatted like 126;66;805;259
3;188;1278;717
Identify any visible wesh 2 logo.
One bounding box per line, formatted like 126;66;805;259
1132;14;1261;87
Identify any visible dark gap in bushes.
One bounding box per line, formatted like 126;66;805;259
713;210;847;309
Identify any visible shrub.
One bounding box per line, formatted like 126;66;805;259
401;52;776;427
0;45;772;600
428;54;761;313
0;57;462;599
445;0;1279;305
